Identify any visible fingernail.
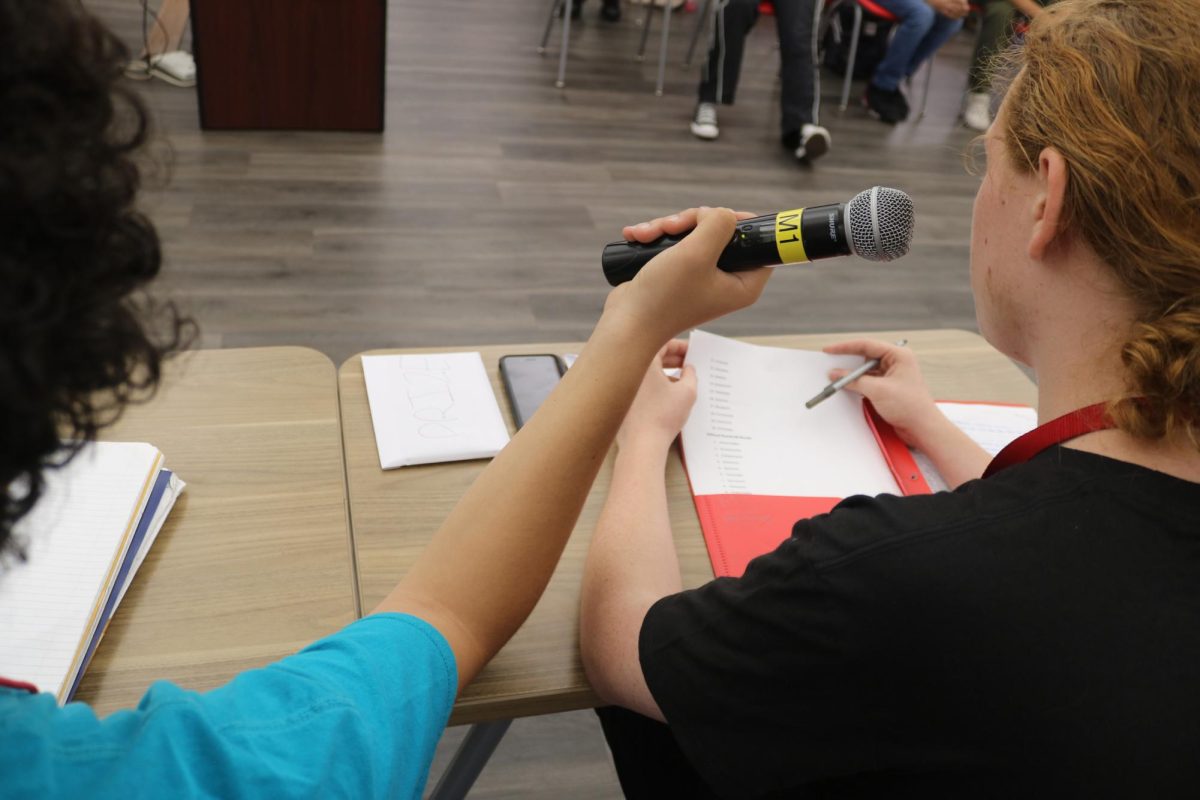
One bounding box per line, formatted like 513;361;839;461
668;214;680;222
636;222;650;231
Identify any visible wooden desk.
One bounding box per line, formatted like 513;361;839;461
338;330;1037;726
75;348;358;716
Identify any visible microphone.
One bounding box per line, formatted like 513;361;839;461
601;186;914;286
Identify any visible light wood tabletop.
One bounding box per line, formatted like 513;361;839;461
338;330;1038;726
75;347;358;716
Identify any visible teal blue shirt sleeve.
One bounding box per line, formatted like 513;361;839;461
0;613;457;800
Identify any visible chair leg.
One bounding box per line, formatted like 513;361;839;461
839;3;862;112
917;56;934;119
655;1;674;95
637;3;655;60
539;0;563;54
556;0;575;88
684;0;714;67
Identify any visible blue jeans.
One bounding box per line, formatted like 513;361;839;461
870;0;964;91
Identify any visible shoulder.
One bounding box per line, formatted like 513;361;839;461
788;445;1135;574
0;614;458;800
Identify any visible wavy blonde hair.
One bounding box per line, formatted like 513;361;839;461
1000;0;1200;446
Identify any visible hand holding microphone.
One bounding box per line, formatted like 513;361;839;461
602;187;915;286
601;206;773;343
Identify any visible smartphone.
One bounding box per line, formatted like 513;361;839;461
499;354;565;430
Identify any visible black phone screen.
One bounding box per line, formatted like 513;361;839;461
499;355;564;430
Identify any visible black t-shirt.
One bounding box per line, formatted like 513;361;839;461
640;446;1200;799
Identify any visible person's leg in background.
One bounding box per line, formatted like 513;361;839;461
144;0;189;55
692;0;760;139
897;3;964;120
865;0;935;122
964;1;1015;129
901;8;964;81
773;0;831;164
964;0;1053;129
126;0;195;87
866;0;967;123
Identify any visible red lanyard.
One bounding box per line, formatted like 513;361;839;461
983;402;1115;478
0;676;37;694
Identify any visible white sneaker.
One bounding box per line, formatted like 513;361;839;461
128;51;196;87
690;102;719;140
962;92;991;131
795;123;830;163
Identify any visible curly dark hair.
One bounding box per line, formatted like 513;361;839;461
0;0;192;559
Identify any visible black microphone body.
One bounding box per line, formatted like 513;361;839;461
600;187;915;287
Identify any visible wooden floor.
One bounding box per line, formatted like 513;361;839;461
87;1;987;796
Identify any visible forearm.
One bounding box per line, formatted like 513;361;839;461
580;439;680;712
910;411;992;489
373;313;663;689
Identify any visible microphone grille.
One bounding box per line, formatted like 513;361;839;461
846;186;915;262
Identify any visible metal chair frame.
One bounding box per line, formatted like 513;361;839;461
539;0;676;95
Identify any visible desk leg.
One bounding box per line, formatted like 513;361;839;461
428;719;513;800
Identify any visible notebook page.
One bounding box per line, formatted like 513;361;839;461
0;442;161;701
912;402;1038;492
682;330;901;498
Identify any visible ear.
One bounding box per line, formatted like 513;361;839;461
1028;147;1068;261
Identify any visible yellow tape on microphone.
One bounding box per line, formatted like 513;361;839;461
774;208;810;264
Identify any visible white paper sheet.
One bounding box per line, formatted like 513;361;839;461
912;402;1038;491
681;330;902;498
362;352;511;469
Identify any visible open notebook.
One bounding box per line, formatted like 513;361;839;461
681;331;1036;578
0;442;184;702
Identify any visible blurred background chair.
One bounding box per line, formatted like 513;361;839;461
540;0;680;94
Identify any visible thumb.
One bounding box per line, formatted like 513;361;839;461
678;363;698;390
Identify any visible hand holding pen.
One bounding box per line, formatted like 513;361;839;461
806;339;909;409
806;339;939;447
806;340;907;410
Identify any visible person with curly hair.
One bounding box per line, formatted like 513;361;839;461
0;2;772;797
582;0;1200;795
0;1;191;565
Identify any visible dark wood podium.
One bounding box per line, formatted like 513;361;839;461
192;0;386;132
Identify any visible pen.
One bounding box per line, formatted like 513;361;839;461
805;339;908;409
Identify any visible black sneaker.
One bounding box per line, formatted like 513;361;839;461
865;84;909;124
601;0;622;22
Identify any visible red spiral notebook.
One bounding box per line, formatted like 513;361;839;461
680;331;1036;578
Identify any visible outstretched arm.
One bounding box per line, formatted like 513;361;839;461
580;341;699;720
373;207;771;691
823;339;991;488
